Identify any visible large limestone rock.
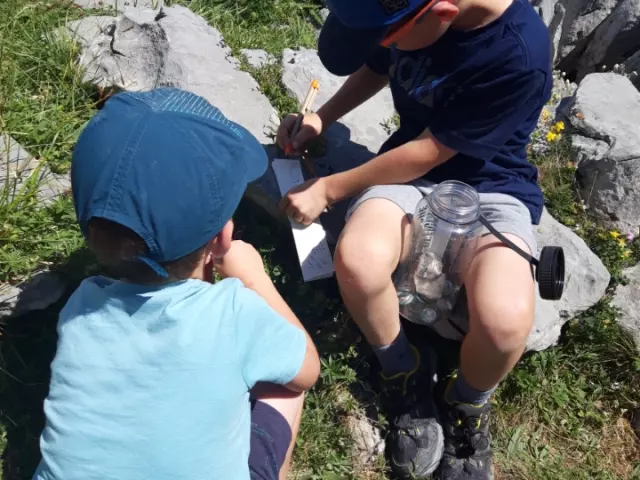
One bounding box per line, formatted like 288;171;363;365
0;271;66;320
532;0;640;79
437;209;611;351
557;0;640;82
529;209;610;349
0;133;70;205
566;73;640;235
532;0;619;64
611;262;640;351
73;0;162;10
75;6;278;144
0;135;69;318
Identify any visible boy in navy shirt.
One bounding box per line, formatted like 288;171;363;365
277;0;551;478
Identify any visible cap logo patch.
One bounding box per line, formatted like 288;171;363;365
378;0;409;14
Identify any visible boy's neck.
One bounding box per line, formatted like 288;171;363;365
451;0;513;31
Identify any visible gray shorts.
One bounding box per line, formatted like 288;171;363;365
345;179;537;255
345;180;537;341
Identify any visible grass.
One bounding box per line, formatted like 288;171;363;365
0;0;639;479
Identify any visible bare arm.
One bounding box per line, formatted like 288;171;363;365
317;65;389;129
325;130;457;203
243;274;320;393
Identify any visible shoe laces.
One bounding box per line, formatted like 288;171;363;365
448;409;489;456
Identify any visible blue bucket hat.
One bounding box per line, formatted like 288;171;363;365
319;0;438;76
72;88;267;277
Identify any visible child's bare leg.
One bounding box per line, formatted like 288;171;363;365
251;383;304;480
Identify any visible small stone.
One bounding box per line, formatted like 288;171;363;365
344;414;385;469
415;273;446;301
0;271;66;319
73;0;163;10
415;252;443;281
420;307;439;325
397;289;415;306
240;49;274;69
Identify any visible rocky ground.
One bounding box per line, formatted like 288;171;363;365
1;0;639;478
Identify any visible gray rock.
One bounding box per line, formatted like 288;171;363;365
319;8;330;22
64;16;115;47
0;133;70;205
567;73;640;235
240;49;274;69
74;0;162;10
622;49;640;89
76;5;278;144
532;0;567;63
344;414;385;469
0;271;66;319
529;209;611;350
434;208;611;351
560;0;640;82
611;262;640;351
532;0;618;62
532;0;640;77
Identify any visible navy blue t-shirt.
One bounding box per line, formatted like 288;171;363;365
365;0;551;224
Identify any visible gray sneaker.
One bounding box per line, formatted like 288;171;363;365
381;346;444;479
435;377;493;480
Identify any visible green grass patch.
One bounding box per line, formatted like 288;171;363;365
0;0;96;282
182;0;322;55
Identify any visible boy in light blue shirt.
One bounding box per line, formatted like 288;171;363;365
33;88;320;480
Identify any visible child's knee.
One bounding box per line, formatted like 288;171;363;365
335;230;400;296
471;293;534;355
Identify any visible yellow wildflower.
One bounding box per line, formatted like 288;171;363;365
609;230;620;239
603;319;611;325
618;238;626;247
553;121;565;133
540;109;551;121
545;131;559;142
623;250;632;258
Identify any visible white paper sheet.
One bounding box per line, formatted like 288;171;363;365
271;159;334;282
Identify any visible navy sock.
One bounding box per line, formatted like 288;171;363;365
372;328;416;375
448;371;496;406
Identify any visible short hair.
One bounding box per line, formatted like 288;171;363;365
87;218;207;284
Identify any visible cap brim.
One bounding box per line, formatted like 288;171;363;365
318;13;388;77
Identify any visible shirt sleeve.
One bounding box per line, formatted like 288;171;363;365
366;46;392;75
232;284;307;389
430;69;547;160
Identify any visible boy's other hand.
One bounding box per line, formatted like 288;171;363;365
214;241;267;287
279;177;330;226
276;112;323;154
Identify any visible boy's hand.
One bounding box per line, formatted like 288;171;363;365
276;112;323;154
214;241;268;287
279;177;330;226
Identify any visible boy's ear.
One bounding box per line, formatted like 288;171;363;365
209;220;234;260
431;0;459;22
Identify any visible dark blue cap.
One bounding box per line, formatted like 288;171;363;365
72;88;267;274
319;0;435;76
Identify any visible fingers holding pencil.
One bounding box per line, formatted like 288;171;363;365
282;80;321;156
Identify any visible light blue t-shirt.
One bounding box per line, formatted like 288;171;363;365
33;276;306;480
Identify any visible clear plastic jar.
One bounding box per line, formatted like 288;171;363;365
394;181;481;326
